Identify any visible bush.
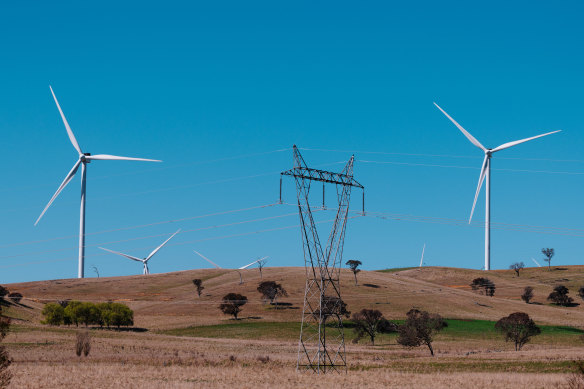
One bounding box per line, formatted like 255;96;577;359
548;285;574;306
495;312;540;351
521;286;534;304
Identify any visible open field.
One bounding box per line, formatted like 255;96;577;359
2;266;584;387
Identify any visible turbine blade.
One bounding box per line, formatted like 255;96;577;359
34;160;81;225
99;247;144;262
491;130;561;153
434;103;486;151
145;229;181;261
193;250;222;269
49;86;82;155
86;154;161;162
238;259;262;270
469;155;488;223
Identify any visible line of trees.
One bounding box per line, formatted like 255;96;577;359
42;301;134;329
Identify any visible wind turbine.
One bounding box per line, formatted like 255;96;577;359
532;257;542;267
193;251;268;284
419;243;426;268
99;229;181;275
434;102;560;271
35;86;161;278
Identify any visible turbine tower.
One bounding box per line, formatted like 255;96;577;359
99;229;181;275
35;86;161;278
434;103;560;271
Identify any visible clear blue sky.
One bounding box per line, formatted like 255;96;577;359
1;1;582;283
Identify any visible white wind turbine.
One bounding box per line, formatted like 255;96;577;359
35;86;161;278
193;251;268;284
99;229;180;275
434;103;560;271
419;243;426;268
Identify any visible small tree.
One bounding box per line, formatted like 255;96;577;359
42;303;66;325
257;257;268;279
495;312;540;351
219;293;248;320
542;248;554;271
192;279;204;298
521;286;534;304
470;277;496;297
345;260;362;286
0;306;12;387
548;285;573;306
578;286;584;301
509;262;525;277
351;309;396;345
257;281;288;307
397;309;446;356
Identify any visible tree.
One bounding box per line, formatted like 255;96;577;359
257;281;288;307
315;296;350;322
547;285;574;306
257;257;268;279
42;303;66;325
521;286;534;304
578;286;584;301
0;286;8;300
397;309;446;356
0;305;12;387
351;309;396;345
345;260;362;286
219;293;248;320
495;312;541;351
64;301;83;327
509;262;525;277
103;303;133;329
192;279;204;298
470;277;496;297
542;248;554;271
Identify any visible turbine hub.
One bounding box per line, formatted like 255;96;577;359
80;153;91;163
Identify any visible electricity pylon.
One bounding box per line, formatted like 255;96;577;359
280;145;364;373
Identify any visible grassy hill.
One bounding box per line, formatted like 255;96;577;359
4;265;584;330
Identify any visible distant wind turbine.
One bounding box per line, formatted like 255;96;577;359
434;103;560;271
99;229;180;275
35;86;161;278
532;257;542;267
419;243;426;268
193;251;268;284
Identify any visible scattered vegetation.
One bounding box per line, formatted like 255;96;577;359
75;330;91;357
470;277;496;297
542;247;554;271
397;309;446;356
548;285;574;306
219;293;248;320
345;259;362;286
351;309;396;345
495;312;541;351
42;301;133;329
192;279;204;298
257;281;288;307
509;262;525;277
0;306;11;388
521;286;534;304
578;286;584;301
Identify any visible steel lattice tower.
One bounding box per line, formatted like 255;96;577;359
280;145;364;373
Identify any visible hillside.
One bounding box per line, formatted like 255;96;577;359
4;265;584;330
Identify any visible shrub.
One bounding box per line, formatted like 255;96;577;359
521;286;534;304
75;331;91;357
495;312;540;351
548;285;574;306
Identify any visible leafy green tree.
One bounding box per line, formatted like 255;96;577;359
219;293;248;320
397;309;447;356
64;301;83;327
542;248;554;271
345;260;362;286
548;285;573;306
495;312;540;351
107;303;134;329
41;303;65;325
